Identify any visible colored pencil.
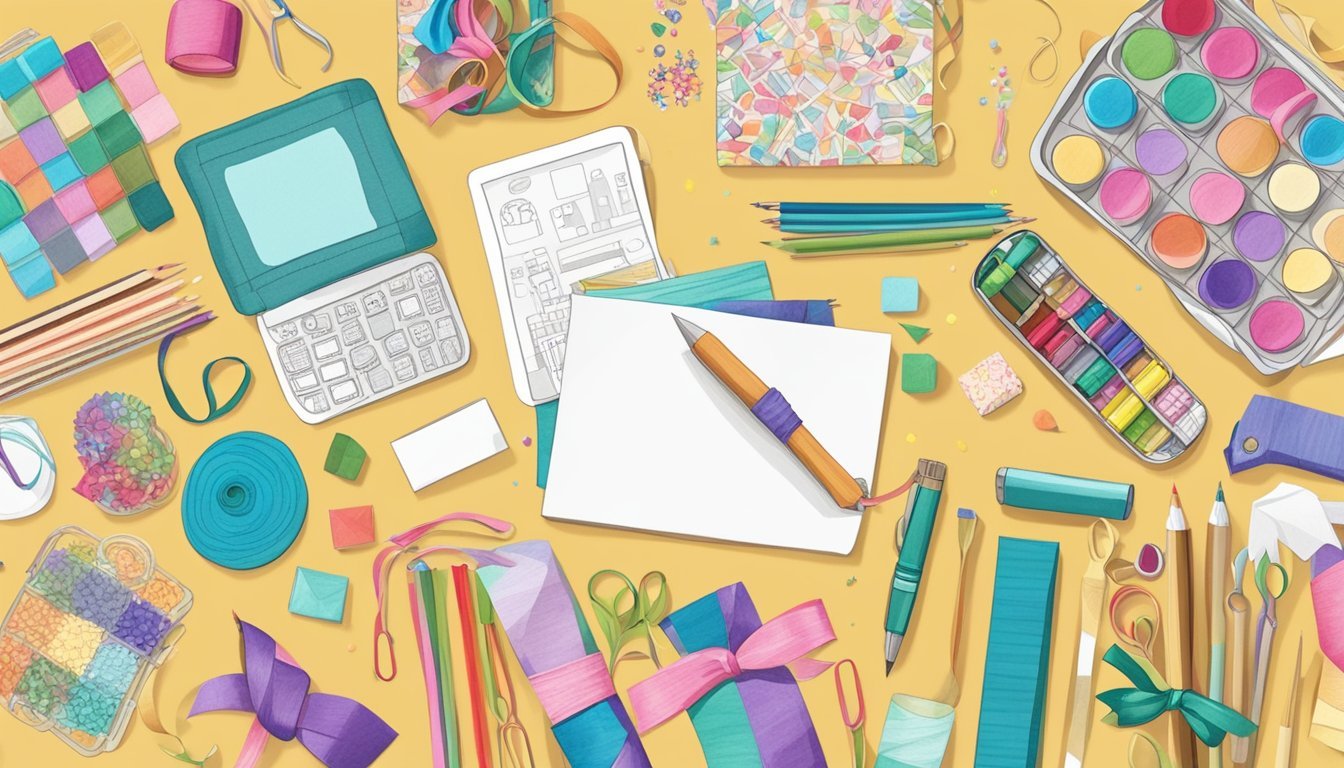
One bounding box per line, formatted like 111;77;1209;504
1167;485;1198;768
771;216;1029;234
1207;484;1231;768
764;225;1004;255
767;210;1014;225
753;201;1010;213
786;241;970;259
0;264;182;346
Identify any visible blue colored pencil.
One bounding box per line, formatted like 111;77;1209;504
754;201;1010;214
772;210;1013;226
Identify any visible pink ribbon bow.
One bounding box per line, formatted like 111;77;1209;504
628;599;836;733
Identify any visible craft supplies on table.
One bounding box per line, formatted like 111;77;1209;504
996;467;1135;520
1164;486;1199;767
176;79;469;423
72;392;176;515
0;28;175;298
0;265;211;405
975;536;1058;768
0;527;191;756
468;127;668;407
329;505;375;550
716;0;941;166
1033;0;1344;374
0;414;53;520
391;399;507;492
975;230;1207;462
631;584;834;767
1063;520;1117;768
181;431;307;570
543;294;890;554
1225;394;1344;481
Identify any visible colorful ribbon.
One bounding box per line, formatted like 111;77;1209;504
1109;584;1162;663
588;570;669;674
158;313;252;424
834;659;866;768
0;420;52;490
190;617;397;768
1097;644;1256;748
371;512;515;681
628;599;835;733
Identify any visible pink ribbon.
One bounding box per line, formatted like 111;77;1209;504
628;599;836;733
528;651;618;724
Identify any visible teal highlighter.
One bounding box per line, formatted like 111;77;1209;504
884;459;947;674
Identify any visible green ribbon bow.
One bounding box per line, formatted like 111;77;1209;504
1096;644;1256;747
587;570;669;674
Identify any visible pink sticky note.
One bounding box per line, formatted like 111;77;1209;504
130;93;179;144
54;180;96;223
113;61;158;108
72;214;115;260
34;68;77;111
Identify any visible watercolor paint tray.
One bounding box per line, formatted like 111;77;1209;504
0;527;191;756
1032;0;1344;374
974;230;1207;463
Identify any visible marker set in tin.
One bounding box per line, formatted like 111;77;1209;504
975;231;1207;462
1033;0;1344;374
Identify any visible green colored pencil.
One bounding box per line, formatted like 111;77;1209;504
764;224;1004;255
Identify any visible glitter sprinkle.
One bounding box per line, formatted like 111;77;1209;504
709;235;719;245
845;577;857;586
989;39;1000;50
654;44;666;57
684;179;695;192
72;393;176;515
647;49;701;110
955;439;968;452
522;436;533;447
512;481;519;487
905;433;917;443
945;313;958;325
979;97;988;106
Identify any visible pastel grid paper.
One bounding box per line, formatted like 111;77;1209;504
958;352;1024;415
716;0;936;166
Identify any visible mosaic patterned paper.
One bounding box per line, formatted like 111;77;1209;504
716;0;936;166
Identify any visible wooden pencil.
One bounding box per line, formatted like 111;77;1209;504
770;216;1028;234
764;225;1003;255
787;241;970;258
0;294;198;378
1274;636;1302;768
0;264;182;346
1167;485;1199;768
0;277;188;365
1207;484;1231;768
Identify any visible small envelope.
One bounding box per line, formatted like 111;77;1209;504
329;505;375;550
288;567;349;623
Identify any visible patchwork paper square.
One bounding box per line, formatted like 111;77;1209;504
0;187;22;228
41;227;87;274
329;506;375;550
0;221;40;262
114;63;157;109
78;82;122;126
0;108;14;142
86;166;123;209
72;214;115;260
110;145;152;192
34;68;77;112
24;199;66;242
127;182;173;231
64;43;109;91
16;172;53;209
130;94;178;144
7;251;53;297
881;277;919;313
5;86;48;130
19;118;63;164
0;59;30;100
901;353;937;394
95;111;141;158
716;0;937;166
958;352;1024;416
0;141;39;181
50;100;91;140
54;181;96;223
100;199;138;242
40;153;82;191
67;131;109;174
17;37;64;82
288;567;349;623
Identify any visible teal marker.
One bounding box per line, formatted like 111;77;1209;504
884;458;947;675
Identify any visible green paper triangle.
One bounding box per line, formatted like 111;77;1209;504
900;323;931;343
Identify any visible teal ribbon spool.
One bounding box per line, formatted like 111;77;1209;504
182;432;307;570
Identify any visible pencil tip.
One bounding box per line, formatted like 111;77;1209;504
884;660;894;676
1215;482;1224;502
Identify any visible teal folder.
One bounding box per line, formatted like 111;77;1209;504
974;537;1059;768
535;261;775;488
175;79;435;315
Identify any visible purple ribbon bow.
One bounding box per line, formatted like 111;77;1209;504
190;618;397;768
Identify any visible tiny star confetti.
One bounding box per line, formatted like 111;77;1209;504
905;433;917;444
647;49;702;110
72;393;177;516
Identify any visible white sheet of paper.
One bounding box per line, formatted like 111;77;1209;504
542;295;892;554
392;399;508;491
1248;483;1344;563
468;128;668;406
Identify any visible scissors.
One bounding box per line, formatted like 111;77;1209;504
1227;548;1254;764
1244;554;1289;766
241;0;333;87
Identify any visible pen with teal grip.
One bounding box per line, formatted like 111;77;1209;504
884;458;947;675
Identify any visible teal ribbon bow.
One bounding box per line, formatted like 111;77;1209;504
1096;644;1256;747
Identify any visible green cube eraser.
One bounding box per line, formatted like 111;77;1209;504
325;433;367;480
901;353;937;394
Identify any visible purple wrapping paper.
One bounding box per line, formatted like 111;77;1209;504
659;582;825;768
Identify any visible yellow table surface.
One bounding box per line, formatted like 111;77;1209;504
3;0;1344;765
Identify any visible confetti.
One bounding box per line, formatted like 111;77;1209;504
979;97;988;106
665;8;682;23
654;44;666;57
845;577;857;586
522;436;533;447
647;49;702;110
684;178;695;192
652;22;667;36
1034;409;1059;431
72;393;176;516
905;433;917;444
989;39;1000;50
955;439;968;452
945;313;958;325
670;29;678;37
709;235;719;246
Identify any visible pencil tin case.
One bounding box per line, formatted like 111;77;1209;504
974;230;1207;462
1032;0;1344;374
0;527;191;755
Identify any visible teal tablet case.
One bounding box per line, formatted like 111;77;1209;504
175;79;435;315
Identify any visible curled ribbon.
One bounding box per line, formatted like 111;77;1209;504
1109;584;1162;663
190;617;398;768
1097;644;1257;748
627;599;836;733
588;569;669;674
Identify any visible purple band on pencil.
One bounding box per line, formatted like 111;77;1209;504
751;387;802;443
64;43;109;91
166;0;243;75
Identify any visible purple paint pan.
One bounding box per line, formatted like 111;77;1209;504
1232;211;1285;262
1135;128;1188;176
1199;259;1258;310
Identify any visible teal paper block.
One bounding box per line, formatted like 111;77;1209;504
67;131;108;174
881;276;919;313
288;567;349;623
78;82;123;126
901;353;937;394
0;60;31;100
127;182;173;231
41;153;82;191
